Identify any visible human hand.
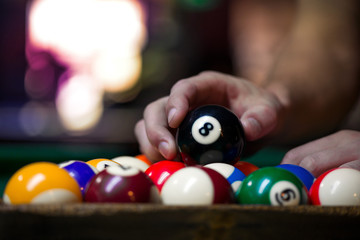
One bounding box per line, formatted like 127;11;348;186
135;71;285;162
281;130;360;177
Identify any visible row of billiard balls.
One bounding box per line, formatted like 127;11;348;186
3;155;360;206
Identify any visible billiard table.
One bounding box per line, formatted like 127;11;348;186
0;204;359;240
1;144;359;239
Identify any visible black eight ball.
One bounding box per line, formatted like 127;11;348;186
176;105;245;165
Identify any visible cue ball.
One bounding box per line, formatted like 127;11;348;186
3;162;82;204
237;167;308;206
309;168;360;206
84;165;161;203
161;166;236;205
59;160;98;196
176;105;245;165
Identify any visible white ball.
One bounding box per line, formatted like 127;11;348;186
161;166;234;205
162;167;214;205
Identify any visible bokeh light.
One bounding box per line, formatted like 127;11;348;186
56;74;103;133
26;0;147;133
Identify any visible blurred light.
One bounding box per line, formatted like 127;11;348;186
27;0;147;133
28;0;146;65
19;101;49;136
93;54;142;93
56;74;103;133
25;64;55;99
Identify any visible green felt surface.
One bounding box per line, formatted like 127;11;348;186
243;147;286;167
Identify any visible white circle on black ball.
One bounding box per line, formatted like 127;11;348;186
191;116;221;145
269;181;300;206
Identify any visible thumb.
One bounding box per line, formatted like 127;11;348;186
240;105;278;141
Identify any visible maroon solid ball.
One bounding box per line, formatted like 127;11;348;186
84;166;160;203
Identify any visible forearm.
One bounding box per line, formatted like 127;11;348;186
264;0;360;144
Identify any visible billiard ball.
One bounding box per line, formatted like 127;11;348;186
59;160;98;196
84;165;161;203
161;166;236;205
176;105;245;165
112;156;151;172
237;167;308;206
87;158;121;171
145;160;186;191
276;164;315;191
309;168;360;206
204;162;246;195
135;154;153;166
233;161;259;176
3;162;82;204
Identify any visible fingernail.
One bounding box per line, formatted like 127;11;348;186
168;108;177;125
244;117;261;139
300;158;315;174
158;141;170;159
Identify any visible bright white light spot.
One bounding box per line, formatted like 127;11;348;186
158;172;171;185
330;181;341;195
258;179;270;195
26;173;46;192
93;54;142;92
56;74;103;132
183;177;198;193
105;177;122;194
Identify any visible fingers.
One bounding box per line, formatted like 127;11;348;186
136;71;285;162
340;159;360;171
134;120;164;162
136;72;233;161
166;71;230;128
240;104;278;141
281;131;360;177
166;71;282;143
282;133;344;165
134;97;177;162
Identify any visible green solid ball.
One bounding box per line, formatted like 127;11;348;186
236;167;308;206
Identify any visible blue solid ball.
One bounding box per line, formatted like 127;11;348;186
276;164;315;191
59;160;98;195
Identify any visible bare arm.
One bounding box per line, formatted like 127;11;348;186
263;0;360;144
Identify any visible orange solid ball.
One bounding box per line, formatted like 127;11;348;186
3;162;82;204
135;154;153;166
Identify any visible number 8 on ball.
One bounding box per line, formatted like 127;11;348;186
177;105;245;166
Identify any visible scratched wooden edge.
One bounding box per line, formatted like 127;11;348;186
1;203;360;217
